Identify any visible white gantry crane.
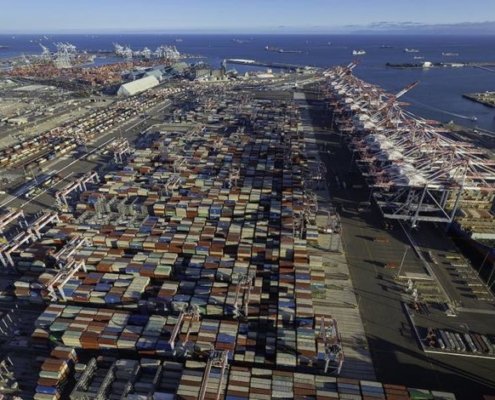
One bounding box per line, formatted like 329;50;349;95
109;138;131;164
55;172;99;209
48;236;89;269
0;231;36;268
30;212;60;239
0;212;59;267
39;43;52;62
168;304;201;353
318;316;344;375
323;66;495;227
53;42;77;69
232;273;254;319
44;258;87;302
0;209;28;237
198;349;229;400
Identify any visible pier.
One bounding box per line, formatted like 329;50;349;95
463;92;495;108
225;58;310;71
386;61;495;69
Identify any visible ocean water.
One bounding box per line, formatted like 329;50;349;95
1;33;494;131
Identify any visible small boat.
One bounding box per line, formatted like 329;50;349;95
413;56;425;60
175;38;183;43
404;48;419;53
380;45;393;49
352;49;366;56
327;42;332;46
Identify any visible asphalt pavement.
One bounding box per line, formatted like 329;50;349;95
304;93;495;399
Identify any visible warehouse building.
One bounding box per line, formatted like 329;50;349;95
117;76;160;97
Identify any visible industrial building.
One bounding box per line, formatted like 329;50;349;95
117;76;160;97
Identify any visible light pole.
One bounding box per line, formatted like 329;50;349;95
397;246;409;278
486;260;495;289
477;248;491;280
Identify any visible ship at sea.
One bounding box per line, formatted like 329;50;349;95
233;38;252;44
404;48;420;53
264;46;302;54
0;45;8;50
352;49;366;56
442;52;460;57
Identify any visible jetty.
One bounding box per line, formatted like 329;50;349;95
463;92;495;108
225;58;310;71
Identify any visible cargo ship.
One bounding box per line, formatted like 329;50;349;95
404;48;420;53
264;46;302;54
233;38;251;44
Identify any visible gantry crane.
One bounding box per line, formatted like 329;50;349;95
198;349;229;400
0;209;27;237
30;212;60;239
0;230;36;267
48;236;89;269
227;167;240;189
45;258;87;302
168;305;201;354
164;174;182;196
232;273;254;319
319;316;344;375
109;138;131;164
55;172;99;209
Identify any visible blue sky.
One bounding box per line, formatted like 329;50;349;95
1;0;494;33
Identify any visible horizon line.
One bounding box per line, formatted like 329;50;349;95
3;31;495;35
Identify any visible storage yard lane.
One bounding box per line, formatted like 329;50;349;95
304;89;495;399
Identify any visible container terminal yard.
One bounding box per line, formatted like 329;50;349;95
0;52;493;400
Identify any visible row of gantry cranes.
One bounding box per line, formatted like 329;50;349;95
322;63;495;230
113;43;181;61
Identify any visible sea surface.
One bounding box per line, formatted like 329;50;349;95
1;34;495;131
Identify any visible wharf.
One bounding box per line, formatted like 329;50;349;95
296;91;376;381
386;61;495;69
225;58;308;71
303;88;495;399
463;92;495;108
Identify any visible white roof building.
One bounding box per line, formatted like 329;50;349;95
117;76;159;96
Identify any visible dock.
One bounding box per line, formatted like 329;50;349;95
463;92;495;108
225;58;310;71
386;61;495;69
